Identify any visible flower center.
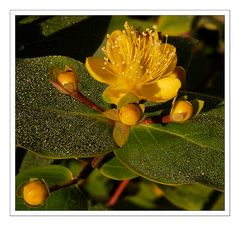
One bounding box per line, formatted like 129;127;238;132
101;22;176;87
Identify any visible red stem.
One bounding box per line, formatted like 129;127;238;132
107;180;130;207
141;117;155;124
141;115;171;124
49;156;105;193
71;91;105;113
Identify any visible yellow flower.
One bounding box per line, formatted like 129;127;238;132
86;22;185;105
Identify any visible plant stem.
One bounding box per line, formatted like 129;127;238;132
141;116;163;124
107;180;130;207
49;156;104;193
71;91;105;113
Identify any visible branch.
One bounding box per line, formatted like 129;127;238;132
107;180;130;207
71;91;105;113
49;156;104;193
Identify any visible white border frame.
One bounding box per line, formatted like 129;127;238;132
10;10;230;216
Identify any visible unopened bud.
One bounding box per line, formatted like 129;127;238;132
23;180;49;206
50;65;78;95
119;103;143;126
170;100;193;122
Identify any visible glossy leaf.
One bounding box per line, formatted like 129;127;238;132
88;202;109;210
157;16;194;36
83;169;113;202
16;56;117;158
114;93;224;191
113;179;179;210
211;193;224;210
19;150;53;172
100;156;138;180
16;165;73;188
44;186;87;210
158;183;213;210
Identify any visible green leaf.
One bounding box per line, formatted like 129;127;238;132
19;150;53;172
63;159;83;177
83;169;113;202
16;165;73;188
121;180;159;210
16;16;111;61
100;156;138;180
16;165;88;210
112;179;178;210
16;56;117;158
88;202;109;210
44;186;87;210
114;93;224;191
211;192;224;210
158;183;213;210
157;16;194;36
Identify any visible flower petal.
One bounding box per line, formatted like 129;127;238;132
102;86;129;105
85;57;117;85
138;75;182;102
162;53;177;76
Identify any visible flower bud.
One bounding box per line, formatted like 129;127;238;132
50;65;78;95
170;100;193;122
57;71;77;94
23;180;49;206
119;103;143;126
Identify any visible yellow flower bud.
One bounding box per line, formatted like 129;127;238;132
57;70;78;94
49;65;78;95
23;180;49;206
170;100;193;122
119;103;142;126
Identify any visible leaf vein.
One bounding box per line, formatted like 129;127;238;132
141;125;222;152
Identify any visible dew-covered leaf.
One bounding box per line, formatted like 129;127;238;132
114;93;224;191
16;56;117;158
